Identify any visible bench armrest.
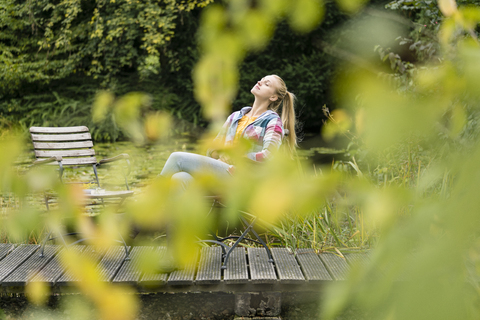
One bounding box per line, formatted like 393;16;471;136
32;156;62;166
98;153;129;165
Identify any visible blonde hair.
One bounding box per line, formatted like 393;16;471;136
268;75;297;154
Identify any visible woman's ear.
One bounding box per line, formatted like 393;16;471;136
269;95;278;102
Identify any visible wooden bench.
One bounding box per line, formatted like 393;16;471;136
29;126;134;259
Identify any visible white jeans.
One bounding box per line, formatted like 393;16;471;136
160;152;231;190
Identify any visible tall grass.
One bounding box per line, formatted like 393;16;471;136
266;138;449;253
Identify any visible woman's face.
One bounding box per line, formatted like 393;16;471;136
251;75;280;102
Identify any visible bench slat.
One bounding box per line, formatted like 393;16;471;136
44;157;98;166
33;141;94;150
196;247;222;284
31;133;92;142
0;245;39;283
319;253;349;281
248;247;277;284
2;246;60;286
296;249;332;282
167;250;198;286
271;248;304;284
84;190;134;199
35;149;96;158
224;247;248;284
30;126;89;134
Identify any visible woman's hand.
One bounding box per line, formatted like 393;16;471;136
218;155;232;165
210;150;232;165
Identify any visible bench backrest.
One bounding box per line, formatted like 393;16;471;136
30;126;97;166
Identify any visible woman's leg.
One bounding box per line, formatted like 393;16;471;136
160;151;231;182
159;153;230;269
171;172;194;191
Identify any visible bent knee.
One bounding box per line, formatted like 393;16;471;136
171;172;193;190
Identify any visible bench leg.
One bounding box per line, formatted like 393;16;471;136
39;230;53;258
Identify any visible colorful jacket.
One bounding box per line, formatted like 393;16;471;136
208;107;284;162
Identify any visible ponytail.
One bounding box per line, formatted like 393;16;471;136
268;75;297;156
281;91;297;155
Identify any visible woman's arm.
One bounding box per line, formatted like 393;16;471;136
245;117;284;162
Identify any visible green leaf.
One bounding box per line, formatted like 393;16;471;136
336;0;368;13
288;0;324;33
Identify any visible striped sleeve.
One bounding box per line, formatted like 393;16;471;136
246;117;284;162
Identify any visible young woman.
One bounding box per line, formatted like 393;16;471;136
159;75;297;189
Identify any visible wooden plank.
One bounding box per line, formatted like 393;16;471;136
271;248;304;284
296;249;332;282
31;133;92;142
96;246;130;282
224;247;248;284
345;253;370;269
33;141;94;150
35;149;96;158
196;247;222;285
56;246;105;285
319;253;349;281
30;126;89;134
345;252;380;280
45;157;97;166
167;250;199;286
30;246;85;285
0;245;39;282
138;247;168;287
248;247;277;284
0;244;15;261
2;246;60;286
112;246;147;285
84;190;134;199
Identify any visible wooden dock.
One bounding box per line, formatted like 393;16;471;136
0;243;368;295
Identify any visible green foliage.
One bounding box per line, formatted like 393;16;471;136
270;199;373;251
1;1;351;138
317;0;480;319
6;0;480;319
0;0;212;94
0;1;212;141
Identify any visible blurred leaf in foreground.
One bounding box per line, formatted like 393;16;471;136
322;3;480;320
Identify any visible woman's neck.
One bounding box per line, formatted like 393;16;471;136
249;98;270;117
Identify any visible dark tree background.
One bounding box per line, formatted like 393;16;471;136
0;0;395;142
